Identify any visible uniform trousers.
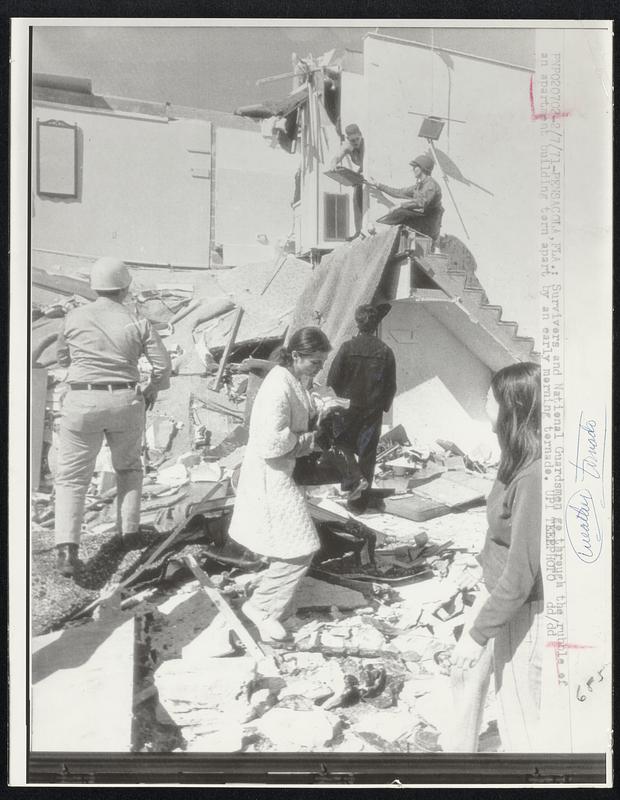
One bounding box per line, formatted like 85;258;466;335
54;388;145;546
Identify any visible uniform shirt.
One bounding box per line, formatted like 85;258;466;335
470;459;543;645
376;174;444;239
56;296;171;389
327;332;396;414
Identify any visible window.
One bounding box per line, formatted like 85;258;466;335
36;119;79;198
323;193;348;241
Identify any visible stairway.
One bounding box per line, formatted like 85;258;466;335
415;252;539;364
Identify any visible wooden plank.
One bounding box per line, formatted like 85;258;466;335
31;367;48;491
213;306;244;391
260;254;288;296
69;479;229;621
183;555;265;659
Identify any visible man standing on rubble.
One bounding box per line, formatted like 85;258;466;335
330;123;365;238
368;153;444;244
53;257;171;578
327;304;396;513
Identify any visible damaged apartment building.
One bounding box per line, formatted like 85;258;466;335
31;33;541;755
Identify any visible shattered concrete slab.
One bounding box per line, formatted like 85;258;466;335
251;707;341;750
32;612;136;752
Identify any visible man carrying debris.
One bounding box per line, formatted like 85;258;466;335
330;123;365;238
327;304;396;513
368;153;444;244
53;257;171;577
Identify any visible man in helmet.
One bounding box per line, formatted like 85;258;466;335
368;153;444;243
330;123;365;238
53;257;172;578
327;304;396;513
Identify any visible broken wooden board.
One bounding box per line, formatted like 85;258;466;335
31;613;135;752
183;554;265;660
383;471;488;522
324;167;365;187
382;493;452;522
293;576;367;612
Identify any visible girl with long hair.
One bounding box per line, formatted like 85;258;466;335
227;326;331;642
447;361;543;752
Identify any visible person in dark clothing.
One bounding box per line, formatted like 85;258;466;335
369;153;444;243
327;304;396;512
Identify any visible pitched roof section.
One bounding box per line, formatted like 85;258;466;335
288;227;401;369
288;225;537;375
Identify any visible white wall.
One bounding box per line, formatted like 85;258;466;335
383;300;494;452
297;89;360;253
363;35;540;342
215;127;299;265
32;105;212;266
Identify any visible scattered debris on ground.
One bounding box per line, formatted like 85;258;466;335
31;273;502;753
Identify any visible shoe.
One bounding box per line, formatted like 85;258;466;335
55;543;80;577
241;601;288;642
346;478;369;503
120;531;142;550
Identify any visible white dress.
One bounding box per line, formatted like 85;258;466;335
228;365;320;559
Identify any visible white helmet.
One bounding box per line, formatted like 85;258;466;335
90;257;131;291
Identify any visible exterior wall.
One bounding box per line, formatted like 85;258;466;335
383;300;493;451
214;127;299;266
32;103;212;266
297;102;350;254
363;35;540;342
296;68;368;254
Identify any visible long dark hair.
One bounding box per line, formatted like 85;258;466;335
275;326;331;366
492;362;541;485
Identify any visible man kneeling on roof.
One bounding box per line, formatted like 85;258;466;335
368;153;444;245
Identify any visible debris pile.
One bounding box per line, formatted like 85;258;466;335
31;266;502;754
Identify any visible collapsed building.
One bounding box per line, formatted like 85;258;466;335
30;33;540;755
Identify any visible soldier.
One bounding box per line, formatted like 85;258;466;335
369;153;444;243
53;257;171;577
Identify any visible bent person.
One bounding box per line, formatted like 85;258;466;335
228;327;331;642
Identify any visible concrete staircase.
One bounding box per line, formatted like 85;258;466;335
415;252;539;364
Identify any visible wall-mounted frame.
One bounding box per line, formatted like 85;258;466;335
36;119;79;198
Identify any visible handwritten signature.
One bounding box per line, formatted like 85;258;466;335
565;410;606;563
565;488;602;564
568;413;604;482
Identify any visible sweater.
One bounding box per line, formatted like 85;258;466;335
470;459;543;645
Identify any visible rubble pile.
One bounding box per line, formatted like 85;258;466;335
31;270;503;753
123;502;495;754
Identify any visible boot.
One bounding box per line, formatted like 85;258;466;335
55;543;80;577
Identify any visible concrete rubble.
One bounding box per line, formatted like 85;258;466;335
31;265;504;755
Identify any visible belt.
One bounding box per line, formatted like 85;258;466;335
69;382;137;391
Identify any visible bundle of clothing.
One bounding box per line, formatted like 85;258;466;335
292;406;368;501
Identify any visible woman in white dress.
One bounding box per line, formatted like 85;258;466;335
228;326;332;642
